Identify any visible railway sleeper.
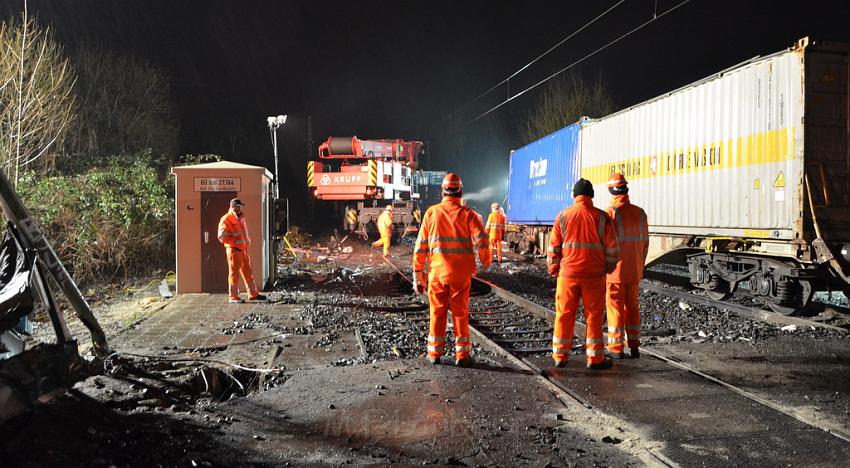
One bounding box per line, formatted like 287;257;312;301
492;337;552;344
482;327;554;336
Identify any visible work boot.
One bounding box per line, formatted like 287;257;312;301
630;348;640;359
553;359;567;368
426;355;440;365
586;359;613;370
228;297;245;304
249;294;268;302
455;356;473;368
606;351;626;360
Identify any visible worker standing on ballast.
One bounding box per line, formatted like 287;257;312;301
413;173;491;367
485;202;507;263
371;205;394;257
218;198;267;304
605;174;649;359
548;179;619;370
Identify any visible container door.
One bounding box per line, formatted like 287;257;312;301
201;191;236;292
805;45;850;239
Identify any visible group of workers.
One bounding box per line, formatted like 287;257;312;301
413;172;648;369
219;171;648;371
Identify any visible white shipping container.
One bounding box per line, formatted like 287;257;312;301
580;47;805;241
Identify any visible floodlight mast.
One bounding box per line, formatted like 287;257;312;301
267;115;287;198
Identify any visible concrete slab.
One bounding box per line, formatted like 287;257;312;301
116;293;362;369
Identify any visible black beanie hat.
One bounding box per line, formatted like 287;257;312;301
572;178;594;198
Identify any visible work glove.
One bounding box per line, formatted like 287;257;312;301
414;270;427;294
547;264;559;277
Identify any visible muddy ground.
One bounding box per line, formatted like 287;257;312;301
3;238;658;467
478;255;850;438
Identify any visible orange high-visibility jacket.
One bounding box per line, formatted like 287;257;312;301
413;196;491;283
606;195;649;283
377;210;394;234
218;209;251;250
485;211;506;241
547;195;619;279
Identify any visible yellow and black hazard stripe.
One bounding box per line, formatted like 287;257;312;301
368;160;378;186
307;162;315;187
346;208;358;227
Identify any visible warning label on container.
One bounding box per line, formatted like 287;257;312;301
773;172;785;188
194;177;241;192
754;178;761;190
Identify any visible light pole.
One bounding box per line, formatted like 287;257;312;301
267;114;287;199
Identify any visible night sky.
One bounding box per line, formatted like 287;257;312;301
2;0;849;223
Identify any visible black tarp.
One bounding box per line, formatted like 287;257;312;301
0;226;35;333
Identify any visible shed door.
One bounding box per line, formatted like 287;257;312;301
201;191;236;292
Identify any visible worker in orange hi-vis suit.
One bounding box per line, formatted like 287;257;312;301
485;202;507;263
371;205;394;257
605;174;649;360
218;198;267;304
547;179;619;370
413;173;491;367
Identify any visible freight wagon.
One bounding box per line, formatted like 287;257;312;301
505;37;850;314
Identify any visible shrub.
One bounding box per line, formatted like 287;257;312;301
16;150;173;284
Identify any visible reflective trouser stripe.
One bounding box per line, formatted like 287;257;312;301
429;335;446;342
586;348;604;357
428;277;472;358
552;336;571;344
607;281;641;351
554;275;606;365
552;346;569;356
227;248;257;297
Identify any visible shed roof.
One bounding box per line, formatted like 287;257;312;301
171;160;273;179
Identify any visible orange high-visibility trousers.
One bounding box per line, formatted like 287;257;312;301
552;276;606;365
490;238;503;262
606;281;641;352
426;277;472;360
227;247;259;300
371;228;392;256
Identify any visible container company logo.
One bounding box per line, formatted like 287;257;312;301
320;174;331;185
529;158;548;186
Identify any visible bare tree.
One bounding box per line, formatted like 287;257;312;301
0;7;76;184
61;47;178;172
521;73;613;144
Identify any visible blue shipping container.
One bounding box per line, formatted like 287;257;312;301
506;123;581;225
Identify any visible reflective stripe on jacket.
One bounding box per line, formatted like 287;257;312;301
546;195;619;279
377;210;394;234
606;195;649;283
413;196;491;283
485;211;506;240
218;209;251;249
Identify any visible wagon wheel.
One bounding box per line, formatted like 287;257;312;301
765;300;799;316
704;274;731;301
764;280;802;316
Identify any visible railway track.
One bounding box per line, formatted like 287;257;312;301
642;270;850;334
466;277;850;466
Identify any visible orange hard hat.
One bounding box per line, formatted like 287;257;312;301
607;173;628;188
441;172;463;196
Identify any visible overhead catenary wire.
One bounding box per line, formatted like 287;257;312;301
449;0;627;118
467;0;692;126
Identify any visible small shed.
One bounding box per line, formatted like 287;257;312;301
171;161;274;294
